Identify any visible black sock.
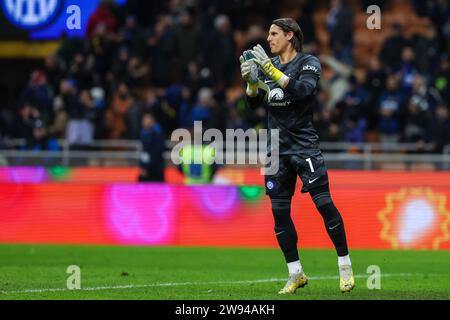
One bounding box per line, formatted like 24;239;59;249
271;198;299;263
317;202;349;256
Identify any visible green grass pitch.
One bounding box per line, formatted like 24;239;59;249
0;244;449;300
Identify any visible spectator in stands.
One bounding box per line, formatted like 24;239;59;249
434;56;450;104
413;0;449;47
124;55;149;87
203;14;236;86
60;79;80;118
80;89;100;137
314;107;340;142
377;75;404;142
326;0;354;65
228;96;252;131
409;75;442;113
163;83;192;130
336;75;368;143
297;0;318;45
105;83;133;139
431;104;450;153
173;9;203;75
341;112;367;143
87;1;118;38
13;103;39;142
19;71;54;124
243;24;270;53
62;80;94;146
125;0;165;28
25;118;60;151
403;99;432;149
119;15;139;49
227;103;249;130
413;25;440;76
146;15;177;86
67;52;95;90
336;75;368;124
111;45;130;84
90;22;117;85
396;47;420;97
319;54;353;110
139;112;165;182
178;87;193;129
125;96;144;140
0;109;13;146
44;54;63;94
443;19;450;55
190;87;214;123
141;87;162;117
47;96;68;139
364;56;386;130
6;0;450;152
379;23;410;70
57;35;87;69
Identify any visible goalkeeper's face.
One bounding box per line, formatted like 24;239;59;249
267;24;292;55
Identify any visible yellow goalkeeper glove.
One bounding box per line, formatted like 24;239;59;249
251;44;289;88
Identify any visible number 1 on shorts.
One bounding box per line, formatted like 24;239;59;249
306;158;315;173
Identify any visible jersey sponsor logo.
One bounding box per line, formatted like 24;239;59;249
269;101;291;107
1;0;62;29
302;64;318;73
268;88;284;102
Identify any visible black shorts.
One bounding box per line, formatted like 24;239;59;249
264;149;329;198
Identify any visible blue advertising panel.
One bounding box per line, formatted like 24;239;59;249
0;0;127;39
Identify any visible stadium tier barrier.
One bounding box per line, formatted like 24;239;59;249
0;168;449;250
2;140;450;170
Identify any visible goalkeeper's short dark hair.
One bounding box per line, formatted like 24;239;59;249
272;18;303;52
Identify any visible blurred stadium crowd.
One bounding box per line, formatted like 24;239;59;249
0;0;450;154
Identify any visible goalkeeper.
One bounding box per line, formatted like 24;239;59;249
240;18;354;294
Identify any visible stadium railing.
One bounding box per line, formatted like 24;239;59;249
1;139;449;170
0;139;142;167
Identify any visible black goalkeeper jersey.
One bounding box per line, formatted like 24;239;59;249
246;52;322;155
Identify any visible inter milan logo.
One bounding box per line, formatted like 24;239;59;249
1;0;62;29
268;88;284;102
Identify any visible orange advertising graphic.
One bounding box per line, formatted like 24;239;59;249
0;169;449;250
379;188;450;250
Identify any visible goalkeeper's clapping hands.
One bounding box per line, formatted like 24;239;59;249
251;44;289;88
240;50;259;97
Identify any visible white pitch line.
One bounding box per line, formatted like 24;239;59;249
0;273;429;295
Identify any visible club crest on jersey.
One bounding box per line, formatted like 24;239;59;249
302;64;318;73
266;181;275;190
268;88;284;102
